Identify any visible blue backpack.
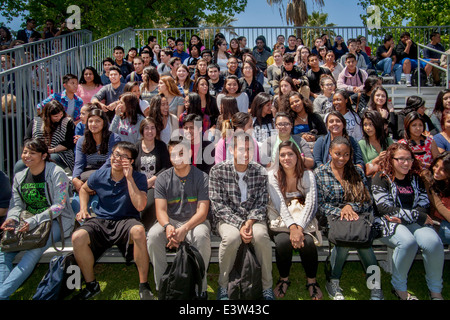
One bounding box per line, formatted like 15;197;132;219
32;252;77;300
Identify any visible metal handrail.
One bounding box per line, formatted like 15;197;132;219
417;43;449;94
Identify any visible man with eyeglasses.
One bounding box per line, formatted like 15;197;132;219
17;18;41;43
71;141;154;300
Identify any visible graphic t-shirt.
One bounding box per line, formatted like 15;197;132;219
20;170;50;214
395;177;414;210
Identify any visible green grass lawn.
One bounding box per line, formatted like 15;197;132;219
10;260;450;300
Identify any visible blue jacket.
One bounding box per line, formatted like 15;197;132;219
312;132;365;169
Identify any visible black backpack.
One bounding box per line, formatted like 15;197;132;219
158;241;205;300
33;252;78;300
228;243;263;300
411;68;427;87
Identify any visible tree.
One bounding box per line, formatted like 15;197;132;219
303;11;335;46
358;0;450;27
266;0;325;26
0;0;248;39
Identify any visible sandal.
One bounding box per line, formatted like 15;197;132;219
274;278;291;298
392;289;418;300
306;282;323;300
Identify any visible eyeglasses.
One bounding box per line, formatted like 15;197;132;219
393;158;414;163
276;122;291;128
112;152;132;160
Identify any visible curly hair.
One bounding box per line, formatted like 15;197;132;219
379;142;422;181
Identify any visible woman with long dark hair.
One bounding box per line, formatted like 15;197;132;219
314;136;382;300
398;111;439;169
147;94;178;145
0;138;75;299
178;92;211;133
430;89;450;132
193;76;220;128
331;89;363;141
109;92;145;144
216;75;249;114
240;60;264;105
365;85;396;136
16;100;75;174
372;143;444;300
359;110;394;177
213;37;230;72
77;66;103;105
268;141;322;299
140;66;160;106
250;92;275;144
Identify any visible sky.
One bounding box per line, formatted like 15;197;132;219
234;0;366;27
2;0;367;32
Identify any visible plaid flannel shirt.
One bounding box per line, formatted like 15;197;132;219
36;90;84;121
209;160;269;229
314;161;373;218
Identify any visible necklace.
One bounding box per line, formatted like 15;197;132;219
297;114;308;122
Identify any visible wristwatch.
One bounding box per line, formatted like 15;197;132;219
163;222;172;231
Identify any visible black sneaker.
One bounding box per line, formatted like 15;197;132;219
139;283;155;300
72;281;101;300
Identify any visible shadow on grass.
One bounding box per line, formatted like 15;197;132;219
9;260;450;300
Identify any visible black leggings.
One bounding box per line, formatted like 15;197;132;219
270;231;319;279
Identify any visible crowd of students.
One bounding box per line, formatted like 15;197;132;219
0;30;449;301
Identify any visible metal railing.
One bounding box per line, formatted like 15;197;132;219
0;47;81;177
0;30;92;70
417;43;450;93
135;25;450;52
79;28;136;73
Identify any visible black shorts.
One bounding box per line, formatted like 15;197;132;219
79;217;143;263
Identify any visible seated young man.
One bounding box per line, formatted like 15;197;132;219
337;53;368;94
71;141;153;300
423;32;446;86
147;137;211;299
113;46;133;79
209;131;274;300
375;34;402;82
272;53;310;98
36;73;84;123
339;38;367;71
306;53;332;99
207;63;224;97
91;65;126;122
395;31;433;86
125;56;145;83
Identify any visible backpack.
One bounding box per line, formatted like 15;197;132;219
32;252;78;300
158;241;205;300
227;243;263;300
411;68;427;87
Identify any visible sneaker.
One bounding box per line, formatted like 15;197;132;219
370;288;384;300
139;283;155;300
326;279;344;300
72;281;101;300
217;287;229;300
406;81;412;87
262;288;275;300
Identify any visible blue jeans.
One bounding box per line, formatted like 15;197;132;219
438;220;450;245
0;220;62;300
379;223;444;293
376;58;403;82
330;245;378;280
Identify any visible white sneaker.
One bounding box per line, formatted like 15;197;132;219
406;81;412;87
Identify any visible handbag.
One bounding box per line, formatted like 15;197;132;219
0;179;65;253
0;210;52;252
326;211;374;248
267;197;323;246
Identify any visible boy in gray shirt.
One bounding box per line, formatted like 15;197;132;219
147;138;211;299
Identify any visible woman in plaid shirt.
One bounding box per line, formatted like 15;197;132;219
314;136;383;300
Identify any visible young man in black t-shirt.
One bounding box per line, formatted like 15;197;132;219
306;53;332;99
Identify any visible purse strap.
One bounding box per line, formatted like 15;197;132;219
45;175;65;253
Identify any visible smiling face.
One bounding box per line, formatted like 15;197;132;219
433;159;448;181
21;146;45;169
289;95;304;115
169;143;191;170
279;146;297;171
87;115;104;135
327;114;344;137
176;67;189;81
330;143;351;170
133;59;144;74
225;79;239;94
332;93;348;114
50;111;64;123
113;49;124;61
443;92;450;109
142;122;157;142
392;149;413;179
275;116;293;137
321;78;335;96
160;97;169;116
373;89;387;107
110;147;133;171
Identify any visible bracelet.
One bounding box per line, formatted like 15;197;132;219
163;222;172;231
